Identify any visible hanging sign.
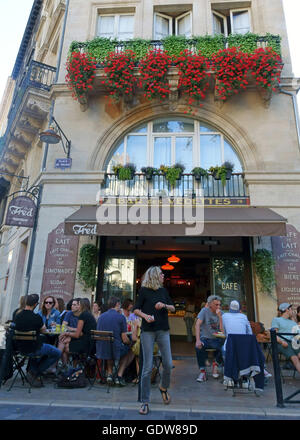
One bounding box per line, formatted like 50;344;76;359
55;158;72;170
5;196;36;228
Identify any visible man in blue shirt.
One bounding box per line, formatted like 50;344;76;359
96;296;133;386
271;303;300;374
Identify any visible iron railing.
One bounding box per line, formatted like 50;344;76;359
270;328;300;407
102;172;247;198
6;60;56;130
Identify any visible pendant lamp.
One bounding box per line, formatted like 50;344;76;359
161;262;174;271
167;254;180;263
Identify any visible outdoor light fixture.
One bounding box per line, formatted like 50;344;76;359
161;263;174;271
167;254;180;263
39;116;71;158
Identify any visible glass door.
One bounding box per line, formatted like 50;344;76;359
102;257;135;305
212;257;247;313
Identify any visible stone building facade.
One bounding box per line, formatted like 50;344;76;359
0;0;299;332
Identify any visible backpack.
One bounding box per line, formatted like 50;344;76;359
56;367;87;388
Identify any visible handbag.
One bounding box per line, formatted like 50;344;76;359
56;367;87;388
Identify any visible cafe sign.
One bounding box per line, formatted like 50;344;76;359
5;196;36;228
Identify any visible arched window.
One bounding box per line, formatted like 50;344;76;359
105;117;243;172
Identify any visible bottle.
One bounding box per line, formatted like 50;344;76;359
56;324;61;333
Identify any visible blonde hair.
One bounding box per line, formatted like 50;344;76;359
141;266;163;291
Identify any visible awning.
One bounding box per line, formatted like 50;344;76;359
64;205;287;237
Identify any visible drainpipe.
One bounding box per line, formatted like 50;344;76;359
41;0;70;171
279;86;300;152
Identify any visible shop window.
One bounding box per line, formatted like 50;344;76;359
212;8;251;36
103;257;135;304
97;14;134;40
154;11;192;39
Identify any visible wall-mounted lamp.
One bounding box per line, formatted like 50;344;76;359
39;116;71;158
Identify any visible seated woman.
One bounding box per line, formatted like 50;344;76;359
38;296;61;330
58;298;81;365
59;298;97;364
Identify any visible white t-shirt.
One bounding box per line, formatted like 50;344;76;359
222;312;252;350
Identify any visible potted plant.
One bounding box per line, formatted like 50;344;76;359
160;163;185;187
209;161;234;186
141;166;159;181
112;163;136;180
192;167;209;181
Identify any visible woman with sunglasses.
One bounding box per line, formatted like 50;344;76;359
38;296;61;330
133;266;175;415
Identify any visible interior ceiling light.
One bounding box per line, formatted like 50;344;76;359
161;263;174;271
167;254;180;263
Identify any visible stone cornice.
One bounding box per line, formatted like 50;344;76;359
244;172;300;184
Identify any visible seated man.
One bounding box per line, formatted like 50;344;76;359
14;294;61;387
96;296;134;386
222;300;252;353
58;297;82;366
271;302;300;374
195;295;224;382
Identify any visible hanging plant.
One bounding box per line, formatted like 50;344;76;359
250;47;283;91
160;163;185;187
113;163;136;180
212;47;252;101
253;249;276;297
141;166;159;180
209;162;234;186
65;51;97;100
138;49;172;100
77;244;98;291
102;49;137;101
192;167;209;181
176;50;211;107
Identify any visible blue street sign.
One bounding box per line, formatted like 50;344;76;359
55;158;72;170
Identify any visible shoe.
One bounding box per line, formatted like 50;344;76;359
212;361;219;378
114;376;126;387
106;374;114;385
264;369;272;378
223;378;234;388
196;369;207;382
159;387;171;404
242;379;249;389
139;403;149;415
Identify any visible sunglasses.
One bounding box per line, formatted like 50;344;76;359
45;301;54;305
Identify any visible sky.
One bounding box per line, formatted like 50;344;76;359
0;0;299;104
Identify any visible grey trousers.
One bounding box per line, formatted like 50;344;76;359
140;330;173;403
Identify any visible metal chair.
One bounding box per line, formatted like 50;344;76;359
8;330;44;393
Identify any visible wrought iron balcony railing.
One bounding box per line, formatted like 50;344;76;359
6;60;56;129
102;172;248;199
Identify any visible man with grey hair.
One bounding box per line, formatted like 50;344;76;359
195;295;224;382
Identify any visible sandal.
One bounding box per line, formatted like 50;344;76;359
159;387;171;404
139;403;149;415
132;377;140;384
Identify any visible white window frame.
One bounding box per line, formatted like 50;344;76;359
212;11;228;37
175;11;192;37
154;12;172;39
230;8;251;34
97;13;135;40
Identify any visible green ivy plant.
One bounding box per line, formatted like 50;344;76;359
162;35;188;58
194;34;225;58
124;38;151;60
209;161;234;186
160;163;185;187
113;163;136;180
192;167;209;180
141;166;159;180
77;244;98;291
253;249;276;297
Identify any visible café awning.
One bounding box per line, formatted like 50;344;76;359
64;205;287;237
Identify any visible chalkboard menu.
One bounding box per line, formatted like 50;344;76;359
41;222;79;305
272;224;300;308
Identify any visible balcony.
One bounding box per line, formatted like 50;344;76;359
101;172;249;206
0;61;56;176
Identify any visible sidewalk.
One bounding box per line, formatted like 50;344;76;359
0;357;299;419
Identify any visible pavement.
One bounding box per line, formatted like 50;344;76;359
0;357;299;420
